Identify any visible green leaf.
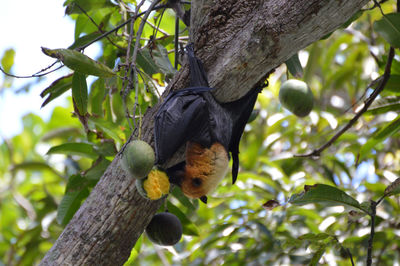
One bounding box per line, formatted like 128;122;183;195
89;78;106;116
94;141;117;157
137;48;160;75
83;157;111;180
171;186;197;211
365;96;400;115
373;13;400;48
285;53;303;78
11;161;63;178
309;246;326;266
41;47;115;77
88;117;123;143
57;174;90;225
152;44;177;77
40;74;73;108
46;142;97;159
385;74;400;92
72;72;88;115
1;48;15;73
360;116;400;160
123;235;142;266
298;233;330;241
41;127;82;141
289;184;366;213
167;202;200;236
384;178;400;197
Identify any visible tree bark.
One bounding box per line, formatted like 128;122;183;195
40;0;369;265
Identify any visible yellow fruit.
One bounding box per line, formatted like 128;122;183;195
136;169;170;200
121;140;155;179
279;79;314;117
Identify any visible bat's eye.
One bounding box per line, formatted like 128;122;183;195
192;178;202;187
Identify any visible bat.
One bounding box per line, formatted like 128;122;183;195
154;44;262;203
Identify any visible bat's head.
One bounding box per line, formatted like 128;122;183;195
169;142;229;203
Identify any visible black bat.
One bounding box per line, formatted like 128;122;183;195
154;44;261;203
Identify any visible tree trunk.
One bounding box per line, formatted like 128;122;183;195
40;0;369;265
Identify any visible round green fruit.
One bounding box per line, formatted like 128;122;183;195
121;140;155;179
279;79;314;117
146;212;183;246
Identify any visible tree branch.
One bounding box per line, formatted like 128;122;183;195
295;47;395;158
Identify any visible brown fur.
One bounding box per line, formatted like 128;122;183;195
181;142;229;198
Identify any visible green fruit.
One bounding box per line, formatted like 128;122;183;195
145;212;183;246
279;79;314;117
121;140;155;179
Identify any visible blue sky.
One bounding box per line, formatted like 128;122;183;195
0;0;99;138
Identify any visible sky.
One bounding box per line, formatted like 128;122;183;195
0;0;99;139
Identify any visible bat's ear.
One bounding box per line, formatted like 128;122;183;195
200;195;208;204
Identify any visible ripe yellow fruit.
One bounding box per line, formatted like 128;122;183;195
136;169;170;200
279;79;314;117
121;140;155;179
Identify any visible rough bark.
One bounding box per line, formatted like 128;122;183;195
40;0;370;265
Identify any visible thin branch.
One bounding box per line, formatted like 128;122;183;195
152;7;167;41
333;235;354;266
131;0;161;135
147;16;169;36
137;68;161;98
342;76;382;114
122;0;146;131
78;4;168;51
373;0;385;15
362;0;389;11
74;3;123;50
0;62;63;79
295;47;395;158
366;200;377;266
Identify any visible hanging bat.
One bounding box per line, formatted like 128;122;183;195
154;44;262;203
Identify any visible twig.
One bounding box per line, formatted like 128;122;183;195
0;62;63;79
74;3;122;50
366;200;377;266
373;0;385;15
152;7;167;43
332;235;354;266
347;247;355;266
131;0;161;134
137;68;161;98
295;47;395;158
78;4;168;51
342;76;382;114
122;0;146;131
362;0;389;11
147;17;169;36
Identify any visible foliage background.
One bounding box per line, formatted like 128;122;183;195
1;0;400;265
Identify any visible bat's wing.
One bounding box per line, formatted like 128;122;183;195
186;44;209;87
223;88;260;184
154;87;213;165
